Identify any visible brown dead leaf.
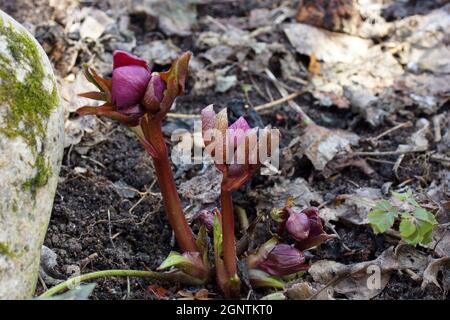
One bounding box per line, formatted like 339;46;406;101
296;0;356;33
309;247;396;300
177;288;214;300
421;257;450;290
300;123;359;171
308;53;321;75
147;284;169;300
322;154;375;178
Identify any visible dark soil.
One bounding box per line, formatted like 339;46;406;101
1;0;448;300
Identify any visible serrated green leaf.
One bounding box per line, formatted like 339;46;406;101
407;197;420;207
399;214;437;245
392;191;409;201
417;219;435;237
375;200;393;211
421;228;434;244
368;207;397;234
399;217;417;238
412;208;438;224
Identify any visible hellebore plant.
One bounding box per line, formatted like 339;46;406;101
42;50;333;299
77;50;208;281
201;105;276;297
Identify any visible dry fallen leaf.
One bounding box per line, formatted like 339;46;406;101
300;123;359;171
421;257;450;291
147;284;169;300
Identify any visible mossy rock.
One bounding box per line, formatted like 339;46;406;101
0;10;64;299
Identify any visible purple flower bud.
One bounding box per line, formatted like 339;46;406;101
112;65;151;109
142;74;166;113
194;209;214;232
302;207;322;236
228;116;251;146
113;50;149;70
258;244;308;276
286;209;310;241
294;207;336;251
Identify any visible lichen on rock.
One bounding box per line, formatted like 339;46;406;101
0;16;59;191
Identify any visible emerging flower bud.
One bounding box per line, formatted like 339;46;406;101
293;207;336;251
258;244;308;276
77;51;192;127
247;238;309;277
112;65;151;109
200;105;272;191
194;209;214;232
286;209;310;241
142;73;166;113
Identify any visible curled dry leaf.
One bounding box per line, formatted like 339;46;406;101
309;247;395;300
299;123;359;171
286;4;450;124
333;188;383;226
421;257;450;291
147;284;169;300
309;245;434;300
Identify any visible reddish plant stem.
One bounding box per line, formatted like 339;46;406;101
143;118;197;253
220;187;238;278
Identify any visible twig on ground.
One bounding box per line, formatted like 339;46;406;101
264;69;313;124
165;91;306;118
166;113;200;119
350;148;428;157
254;91;305;112
373;122;412;141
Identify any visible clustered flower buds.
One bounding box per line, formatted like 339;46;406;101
247;204;334;288
201;105;275;192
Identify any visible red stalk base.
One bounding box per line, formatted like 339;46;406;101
143;117;197;253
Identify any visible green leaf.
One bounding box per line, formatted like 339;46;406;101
399;216;417;238
391;191;409;202
213;214;223;257
392;190;420;207
158;251;187;270
407;197;420;207
376;199;393;211
412;208;438;224
248;269;285;289
421;228;434;244
368;206;397;234
399;213;437;245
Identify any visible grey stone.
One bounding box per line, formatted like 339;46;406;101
0;10;64;299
